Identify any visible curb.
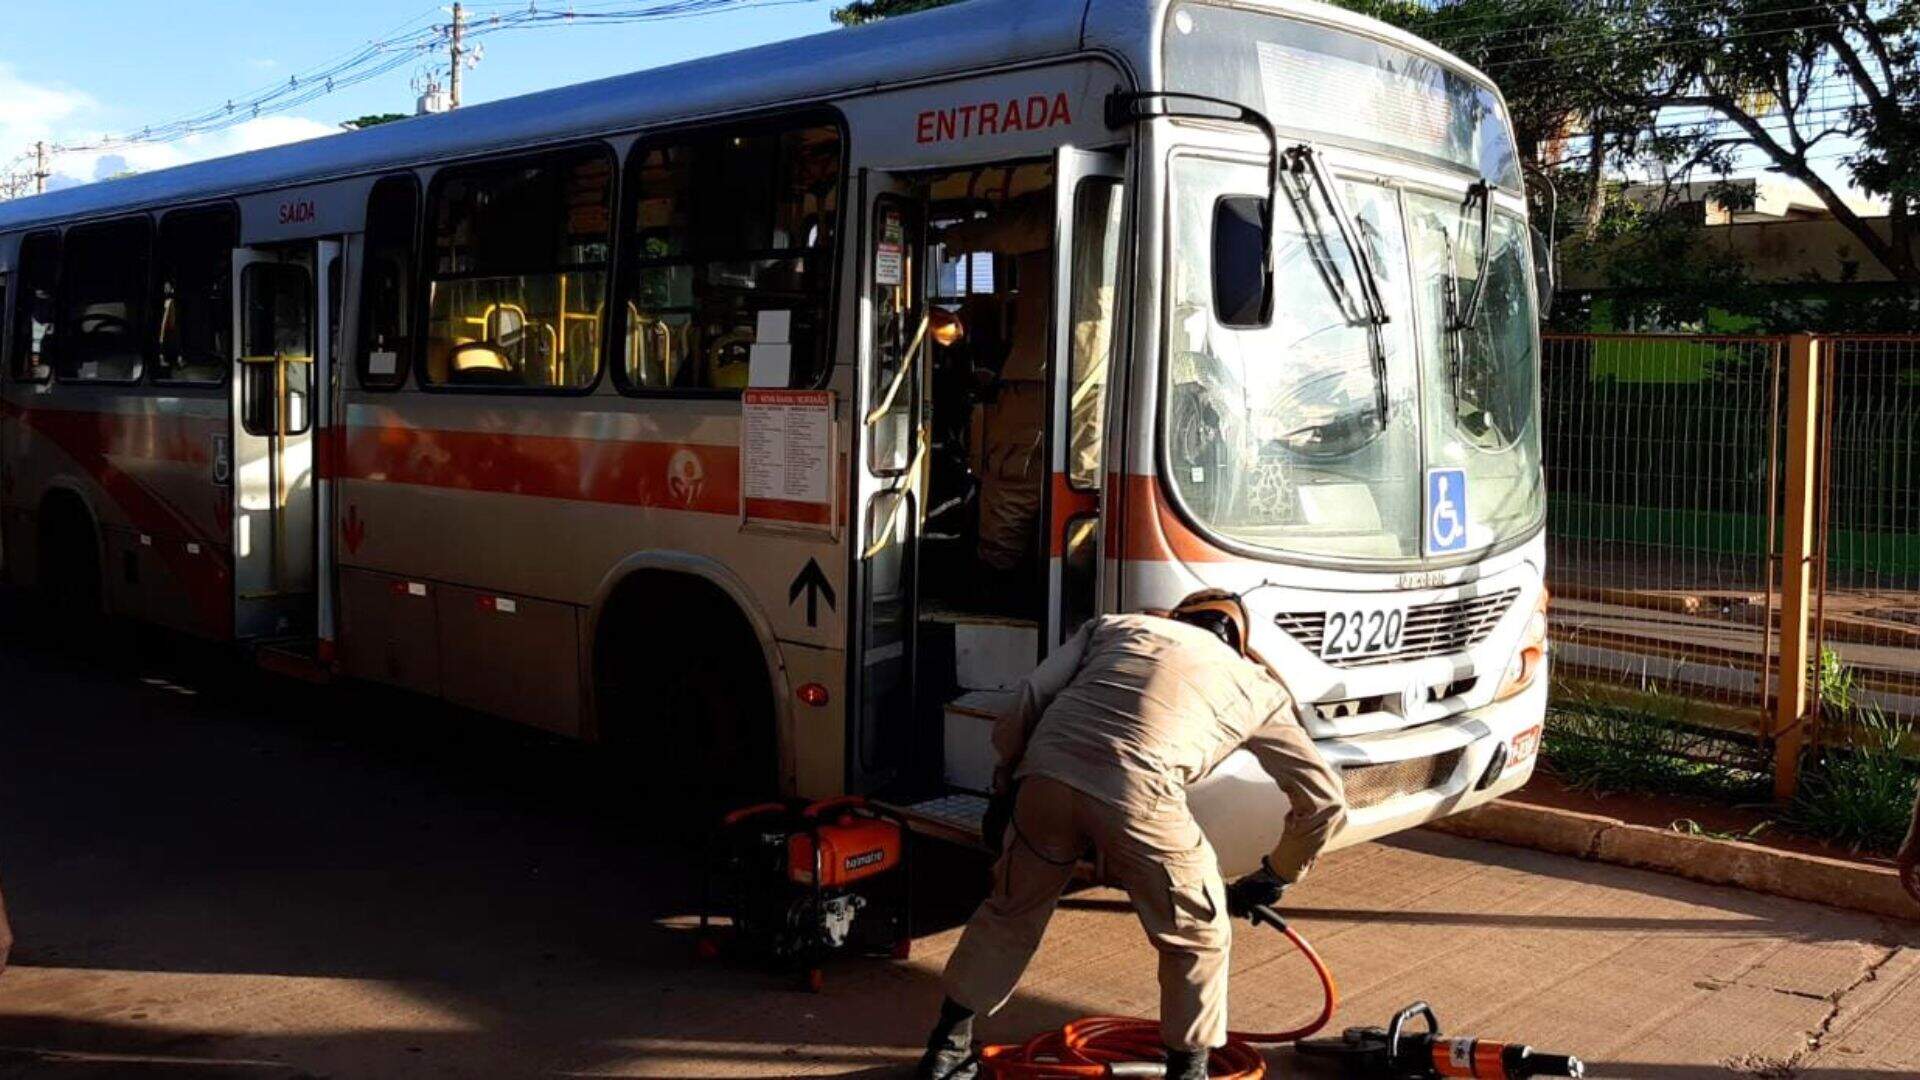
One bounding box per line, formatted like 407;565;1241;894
1424;799;1920;923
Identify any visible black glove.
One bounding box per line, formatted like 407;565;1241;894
1226;860;1287;919
982;783;1018;856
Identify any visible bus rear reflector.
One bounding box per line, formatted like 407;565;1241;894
798;682;830;707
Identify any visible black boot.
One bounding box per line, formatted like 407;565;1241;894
915;998;978;1080
1164;1047;1210;1080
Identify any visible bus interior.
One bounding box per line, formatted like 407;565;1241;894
920;161;1057;626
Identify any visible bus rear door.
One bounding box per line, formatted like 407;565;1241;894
230;241;335;639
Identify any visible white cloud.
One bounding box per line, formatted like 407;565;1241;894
0;59;343;195
38;115;342;193
0;62;93;154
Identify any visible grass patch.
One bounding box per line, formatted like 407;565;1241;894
1543;690;1772;803
1783;706;1920;856
1547;665;1920;858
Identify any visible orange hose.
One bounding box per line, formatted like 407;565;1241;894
976;917;1338;1079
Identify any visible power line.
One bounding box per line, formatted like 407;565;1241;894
39;0;821;159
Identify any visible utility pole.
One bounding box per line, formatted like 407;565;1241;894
448;3;467;109
33;141;48;195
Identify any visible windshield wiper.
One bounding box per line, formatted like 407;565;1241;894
1442;182;1496;405
1449;181;1494;332
1284;144;1391;426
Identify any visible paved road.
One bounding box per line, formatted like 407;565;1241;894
1;593;1916;1078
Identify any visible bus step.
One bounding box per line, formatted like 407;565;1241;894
918;607;1039;692
944;689;1014;791
254;638;332;685
887;793;989;849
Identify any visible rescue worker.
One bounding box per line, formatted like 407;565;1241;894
917;590;1347;1080
936;195;1054;584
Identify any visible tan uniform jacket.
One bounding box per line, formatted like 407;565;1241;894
992;614;1346;882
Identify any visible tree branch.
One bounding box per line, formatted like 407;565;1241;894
1846;0;1900;88
1825;26;1892;113
1687;92;1917;283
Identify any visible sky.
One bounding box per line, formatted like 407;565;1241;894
0;0;839;191
0;1;1884;212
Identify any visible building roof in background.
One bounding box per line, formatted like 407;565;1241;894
1623;176;1889;225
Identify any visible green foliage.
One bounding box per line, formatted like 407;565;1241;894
1785;705;1920;854
1542;692;1772;802
831;0;957;26
1547;182;1757;331
1671;818;1774;843
1335;0;1920;288
1818;647;1860;718
341;113;409;131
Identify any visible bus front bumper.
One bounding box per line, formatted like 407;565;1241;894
1190;665;1549;877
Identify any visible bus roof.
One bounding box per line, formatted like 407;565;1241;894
0;0;1490;234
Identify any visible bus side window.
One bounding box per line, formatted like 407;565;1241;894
154;205;237;385
424;149;612;391
240;262;314;437
58;218;152;384
359;175;417;389
10;231;59;383
620;118;841;392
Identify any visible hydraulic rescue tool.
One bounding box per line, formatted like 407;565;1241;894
698;796;910;991
975;906;1581;1079
1295;1001;1584;1079
977;905;1336;1078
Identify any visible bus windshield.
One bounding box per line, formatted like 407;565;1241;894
1405;192;1544;548
1164;159;1543;564
1166;155;1424;560
1164;3;1522;193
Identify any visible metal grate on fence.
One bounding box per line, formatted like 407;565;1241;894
1812;336;1920;725
1541;334;1786;735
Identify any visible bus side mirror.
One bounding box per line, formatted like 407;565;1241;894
1531;224;1555;321
1213;195;1271;328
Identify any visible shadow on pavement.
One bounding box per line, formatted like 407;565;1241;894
0;589;1056;1077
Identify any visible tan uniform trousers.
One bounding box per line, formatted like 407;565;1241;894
943;777;1232;1051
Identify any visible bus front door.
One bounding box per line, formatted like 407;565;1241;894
229;241;335;639
850;173;927;795
1046;148;1126;646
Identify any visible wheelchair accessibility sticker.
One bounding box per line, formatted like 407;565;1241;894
1426;467;1469;555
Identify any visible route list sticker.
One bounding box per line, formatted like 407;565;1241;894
742;389;836;529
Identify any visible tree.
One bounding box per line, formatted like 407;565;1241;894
831;0;956;26
1342;0;1919;286
1646;0;1918;284
341;113;409;131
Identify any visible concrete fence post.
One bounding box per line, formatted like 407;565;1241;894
1772;333;1821;802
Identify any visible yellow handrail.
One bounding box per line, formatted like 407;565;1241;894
864;312;929;427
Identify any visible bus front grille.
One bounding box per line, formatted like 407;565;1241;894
1274;589;1520;668
1340;749;1465;809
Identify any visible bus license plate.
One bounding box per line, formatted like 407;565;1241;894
1321;605;1406;661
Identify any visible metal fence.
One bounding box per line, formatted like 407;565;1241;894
1814;337;1920;724
1542;333;1920;787
1543;334;1786;731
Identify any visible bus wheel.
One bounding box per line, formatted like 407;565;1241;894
596;573;778;819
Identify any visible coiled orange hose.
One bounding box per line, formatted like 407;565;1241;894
975;911;1338;1079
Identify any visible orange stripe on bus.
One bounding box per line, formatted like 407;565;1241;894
1111;473;1233;563
0;401;233;635
342;423;744;517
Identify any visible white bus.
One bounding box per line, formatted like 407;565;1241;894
0;0;1548;870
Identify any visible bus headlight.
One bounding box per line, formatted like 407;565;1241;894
1495;590;1549;702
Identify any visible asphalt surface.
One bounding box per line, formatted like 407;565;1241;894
1;590;1916;1078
